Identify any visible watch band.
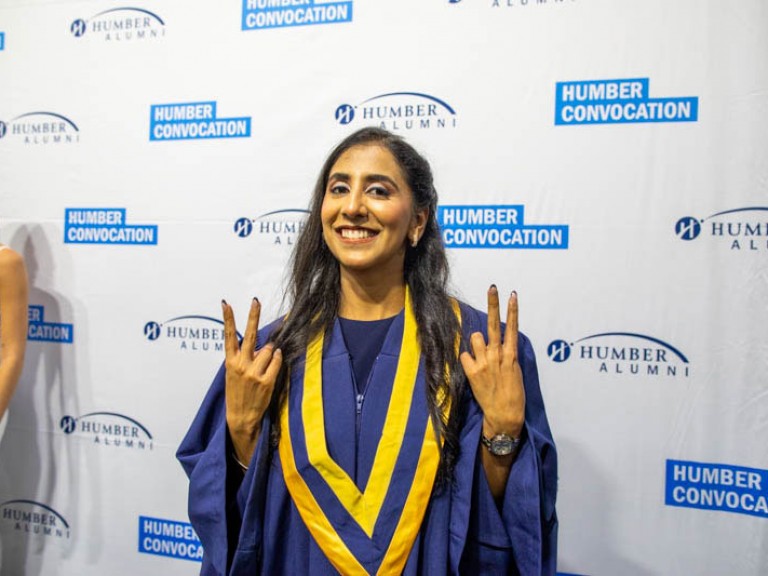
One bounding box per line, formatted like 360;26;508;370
480;432;521;456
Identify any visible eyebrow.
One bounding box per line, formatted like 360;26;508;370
328;172;401;191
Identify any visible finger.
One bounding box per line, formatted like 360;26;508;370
242;297;261;358
222;300;239;358
253;343;276;374
262;348;283;387
469;331;487;364
487;284;501;348
503;291;519;357
459;350;475;372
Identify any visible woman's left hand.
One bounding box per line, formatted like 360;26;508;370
460;285;526;442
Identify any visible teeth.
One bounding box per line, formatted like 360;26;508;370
340;229;374;239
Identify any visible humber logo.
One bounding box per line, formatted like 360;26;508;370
438;205;568;249
27;305;74;343
335;92;457;131
242;0;353;31
139;516;203;562
547;332;690;377
64;208;157;245
143;315;232;352
234;209;310;245
234;217;254;238
555;78;698;125
150;101;251;141
0;112;79;145
60;412;153;450
144;322;161;341
1;500;71;539
70;7;166;41
675;217;701;241
666;460;768;519
675;207;768;251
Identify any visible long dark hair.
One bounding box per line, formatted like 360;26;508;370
268;127;464;482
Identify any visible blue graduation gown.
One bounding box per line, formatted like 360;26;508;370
177;302;558;575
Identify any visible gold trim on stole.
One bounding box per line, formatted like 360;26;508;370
278;290;458;575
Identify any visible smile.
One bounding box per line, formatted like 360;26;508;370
338;228;378;240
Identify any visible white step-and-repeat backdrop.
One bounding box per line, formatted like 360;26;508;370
1;1;766;574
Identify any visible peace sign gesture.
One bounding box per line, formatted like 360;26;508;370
222;298;282;469
460;286;526;450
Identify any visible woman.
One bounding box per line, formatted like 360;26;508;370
178;128;558;575
0;243;28;439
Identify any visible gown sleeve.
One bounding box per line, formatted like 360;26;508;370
457;304;558;576
176;325;277;575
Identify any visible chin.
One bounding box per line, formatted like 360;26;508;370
338;260;377;272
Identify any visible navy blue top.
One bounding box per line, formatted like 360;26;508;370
338;315;396;394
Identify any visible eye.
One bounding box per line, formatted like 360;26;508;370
366;185;390;198
328;182;349;195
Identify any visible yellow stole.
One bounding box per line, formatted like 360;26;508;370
278;290;456;574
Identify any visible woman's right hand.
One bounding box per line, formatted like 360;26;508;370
222;298;282;469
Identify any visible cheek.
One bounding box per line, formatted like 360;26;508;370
320;200;337;242
390;206;416;232
320;198;334;227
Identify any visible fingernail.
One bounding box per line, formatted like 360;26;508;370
253;297;259;304
490;284;497;291
221;299;228;307
511;290;517;296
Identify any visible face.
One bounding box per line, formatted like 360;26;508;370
321;144;427;278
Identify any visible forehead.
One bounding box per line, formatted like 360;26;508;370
329;144;406;182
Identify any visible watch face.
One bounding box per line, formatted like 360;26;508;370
490;434;515;456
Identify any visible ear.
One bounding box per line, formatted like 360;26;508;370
409;207;429;245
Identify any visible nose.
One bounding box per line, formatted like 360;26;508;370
341;188;367;219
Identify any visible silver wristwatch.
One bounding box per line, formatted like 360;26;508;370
480;432;520;456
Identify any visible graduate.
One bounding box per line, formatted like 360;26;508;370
178;127;558;575
0;243;28;437
0;242;28;572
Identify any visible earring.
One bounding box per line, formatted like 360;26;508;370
411;234;418;247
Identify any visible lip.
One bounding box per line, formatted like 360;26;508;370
335;226;379;243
